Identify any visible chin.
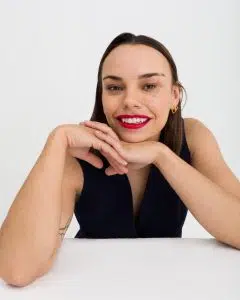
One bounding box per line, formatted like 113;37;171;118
118;134;148;143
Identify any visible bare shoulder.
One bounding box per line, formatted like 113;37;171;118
183;117;198;157
64;153;84;198
183;117;216;156
183;117;240;199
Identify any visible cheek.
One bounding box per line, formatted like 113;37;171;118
102;94;122;112
148;97;170;117
102;97;118;126
102;97;113;113
146;88;171;106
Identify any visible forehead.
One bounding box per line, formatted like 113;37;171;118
102;44;171;79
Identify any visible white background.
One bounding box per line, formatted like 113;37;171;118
0;0;239;239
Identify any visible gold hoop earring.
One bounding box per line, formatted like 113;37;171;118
171;106;178;114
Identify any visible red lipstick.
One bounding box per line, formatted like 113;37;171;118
116;115;151;130
116;114;150;119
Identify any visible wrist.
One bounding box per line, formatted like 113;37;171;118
153;143;170;170
48;126;68;151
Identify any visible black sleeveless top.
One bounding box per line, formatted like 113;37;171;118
74;119;191;239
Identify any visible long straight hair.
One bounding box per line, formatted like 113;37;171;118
89;32;187;158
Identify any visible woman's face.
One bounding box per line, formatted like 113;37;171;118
101;44;180;143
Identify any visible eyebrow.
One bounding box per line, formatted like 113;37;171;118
102;72;166;81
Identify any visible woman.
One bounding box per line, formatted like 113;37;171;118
0;32;240;287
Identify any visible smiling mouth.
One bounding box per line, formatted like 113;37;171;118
117;119;150;129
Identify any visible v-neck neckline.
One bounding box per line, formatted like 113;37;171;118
122;164;153;225
99;151;153;226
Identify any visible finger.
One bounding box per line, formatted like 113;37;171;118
105;158;124;175
94;131;127;164
94;130;126;159
70;148;104;169
84;152;104;169
92;138;127;166
105;167;118;176
102;150;128;174
83;121;120;141
106;165;128;176
101;148;125;173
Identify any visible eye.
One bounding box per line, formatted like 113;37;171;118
106;85;123;91
143;84;157;91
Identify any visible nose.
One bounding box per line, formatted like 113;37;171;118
122;90;141;108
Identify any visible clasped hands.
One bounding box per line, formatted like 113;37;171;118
82;120;165;176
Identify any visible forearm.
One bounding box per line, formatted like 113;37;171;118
0;128;68;276
154;145;240;250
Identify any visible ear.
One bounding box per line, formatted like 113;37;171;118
171;83;181;107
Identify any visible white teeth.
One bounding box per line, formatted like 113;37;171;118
121;118;148;124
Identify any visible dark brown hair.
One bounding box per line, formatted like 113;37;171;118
90;32;187;157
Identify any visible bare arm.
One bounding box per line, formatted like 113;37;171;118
0;127;81;286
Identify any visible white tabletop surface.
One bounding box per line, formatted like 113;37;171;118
0;237;240;299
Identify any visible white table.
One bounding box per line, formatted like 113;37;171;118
1;238;239;299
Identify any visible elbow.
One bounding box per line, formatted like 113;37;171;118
0;259;50;287
0;249;55;287
1;257;55;287
1;270;37;287
232;241;240;250
215;237;240;250
0;250;56;287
